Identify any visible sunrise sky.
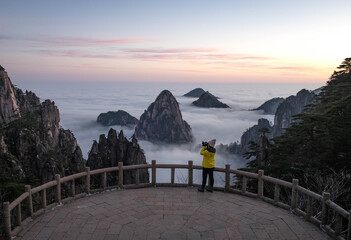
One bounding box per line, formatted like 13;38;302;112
1;0;350;83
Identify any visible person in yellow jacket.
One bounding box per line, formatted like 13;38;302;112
198;139;216;192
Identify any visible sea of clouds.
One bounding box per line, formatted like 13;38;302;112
16;81;321;185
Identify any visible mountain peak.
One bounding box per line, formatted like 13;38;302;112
184;88;206;97
135;90;193;143
193;91;230;108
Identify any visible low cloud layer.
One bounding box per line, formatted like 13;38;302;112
17;81;321;185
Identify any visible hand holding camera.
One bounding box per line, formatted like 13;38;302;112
202;141;208;147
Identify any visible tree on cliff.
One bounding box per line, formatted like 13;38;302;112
252;58;351;209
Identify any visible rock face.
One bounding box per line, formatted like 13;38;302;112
225;118;273;155
256;134;270;167
86;129;149;185
222;89;315;155
0;65;85;187
135;90;193;143
273;89;315;136
184;88;206;97
254;97;284;114
97;110;138;126
192;91;229;108
0;66;20;124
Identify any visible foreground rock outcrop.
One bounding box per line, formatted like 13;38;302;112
135;90;193;143
97;110;138;126
0;65;85;190
0;66;20;124
193;91;229;108
86;128;149;185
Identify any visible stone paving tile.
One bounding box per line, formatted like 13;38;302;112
91;229;107;240
118;226;135;240
15;187;332;240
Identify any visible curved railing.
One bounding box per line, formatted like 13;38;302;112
2;160;351;240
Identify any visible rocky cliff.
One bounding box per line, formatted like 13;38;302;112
97;110;138;126
135;90;193;143
0;66;20;124
253;97;284;114
184;88;206;97
223;89;315;155
256;133;270;167
223;118;273;155
86;128;149;185
192;91;229;108
273;89;315;135
0;66;85;195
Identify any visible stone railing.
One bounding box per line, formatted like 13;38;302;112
2;160;351;240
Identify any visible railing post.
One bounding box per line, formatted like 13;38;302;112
335;213;343;236
85;167;90;194
71;179;75;197
291;179;299;210
152;160;156;187
25;185;33;217
102;172;107;190
242;176;247;193
3;202;11;240
136;169;140;185
42;188;47;209
321;192;330;226
188;161;193;186
17;203;22;226
225;164;230;191
55;174;61;204
171;168;175;184
118;162;123;189
274;184;280;203
257;170;264;198
347;210;351;240
305;196;312;221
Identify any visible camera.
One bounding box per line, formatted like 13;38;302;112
202;141;208;147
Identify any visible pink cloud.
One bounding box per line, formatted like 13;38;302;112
127;50;275;64
205;54;275;61
38;49;117;59
41;37;160;46
0;34;160;47
131;53;205;61
124;48;218;54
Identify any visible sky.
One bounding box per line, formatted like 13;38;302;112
1;0;350;84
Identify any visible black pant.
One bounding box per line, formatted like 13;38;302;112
202;167;214;189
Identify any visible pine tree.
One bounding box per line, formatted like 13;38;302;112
244;58;351;209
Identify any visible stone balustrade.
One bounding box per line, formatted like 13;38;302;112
2;160;351;240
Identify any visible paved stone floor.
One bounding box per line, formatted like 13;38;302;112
15;187;331;240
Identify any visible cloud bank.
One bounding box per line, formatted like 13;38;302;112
16;81;322;184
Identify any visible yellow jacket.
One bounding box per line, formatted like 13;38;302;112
200;146;216;168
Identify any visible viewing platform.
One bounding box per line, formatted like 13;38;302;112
14;187;331;240
3;161;350;240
